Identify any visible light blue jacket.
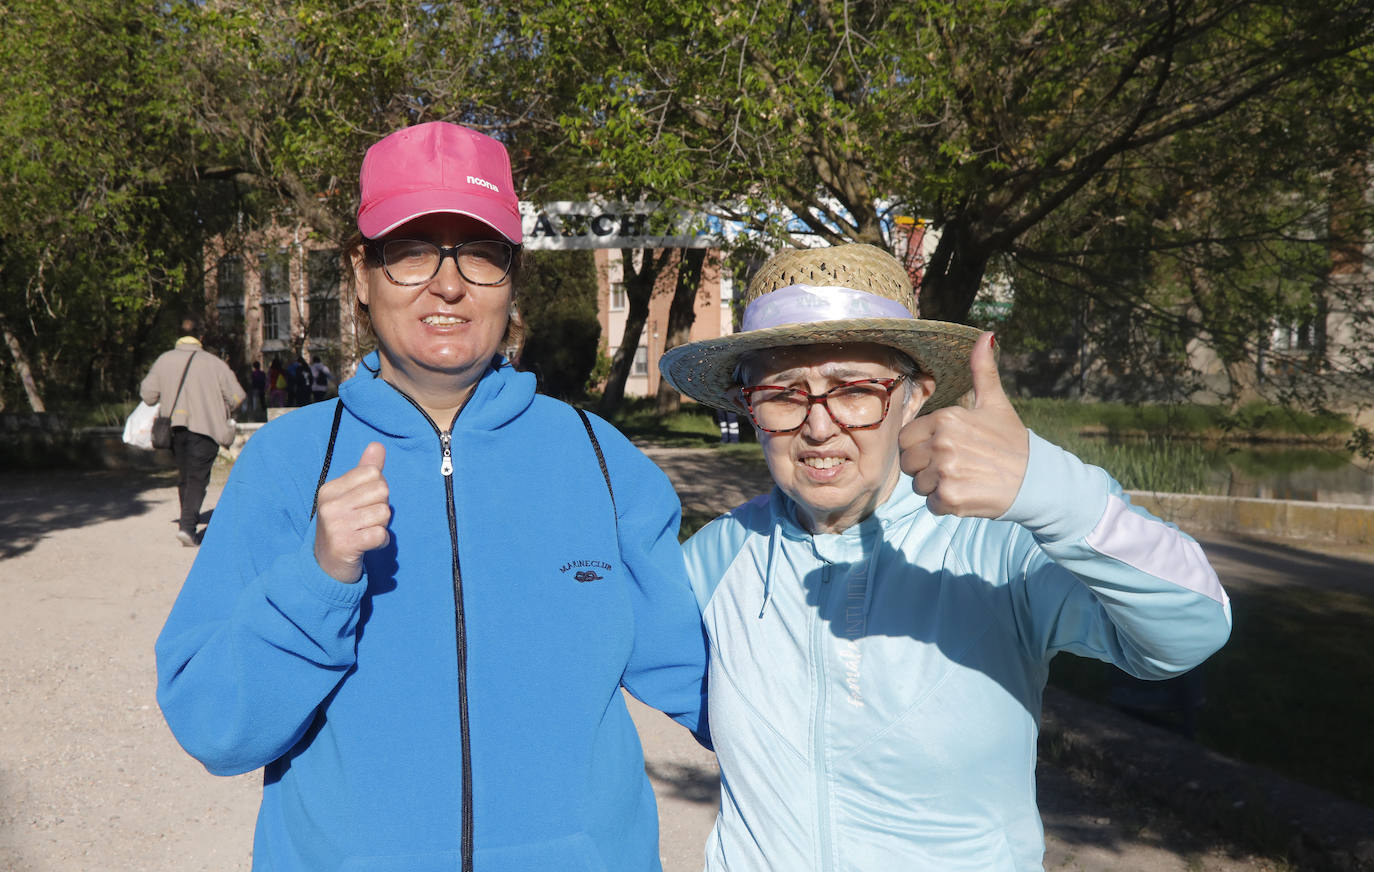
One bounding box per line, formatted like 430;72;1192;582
684;432;1231;871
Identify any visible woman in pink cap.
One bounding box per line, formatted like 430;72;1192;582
155;122;709;872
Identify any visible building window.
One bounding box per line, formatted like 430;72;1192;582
216;255;244;298
609;281;627;311
631;345;648;377
307;248;341;341
260;249;291;343
215;255;244;334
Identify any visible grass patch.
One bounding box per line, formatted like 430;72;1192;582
679;507;721;542
599;397;727;448
1049;583;1374;809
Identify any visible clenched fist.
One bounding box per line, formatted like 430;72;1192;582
313;442;392;583
899;332;1028;517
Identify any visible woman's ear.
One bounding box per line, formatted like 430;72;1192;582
350;247;371;307
900;372;936;425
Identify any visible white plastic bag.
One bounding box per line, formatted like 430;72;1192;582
122;401;158;449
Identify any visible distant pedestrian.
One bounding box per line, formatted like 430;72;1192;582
309;355;333;403
249;361;267;418
292;356;311;406
714;408;740;443
267;358;288;408
140;317;244;546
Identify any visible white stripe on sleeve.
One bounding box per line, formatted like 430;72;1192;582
1085;495;1229;606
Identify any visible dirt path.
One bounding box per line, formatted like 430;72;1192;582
1;459;1369;871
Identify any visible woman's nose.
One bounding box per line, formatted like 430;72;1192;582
801;397;837;438
427;253;467;300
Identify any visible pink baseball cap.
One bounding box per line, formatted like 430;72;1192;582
356;122;522;243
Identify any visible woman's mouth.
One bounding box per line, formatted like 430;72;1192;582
422;314;467;326
801;456;846;470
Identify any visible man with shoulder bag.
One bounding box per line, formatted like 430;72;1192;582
140;317;246;546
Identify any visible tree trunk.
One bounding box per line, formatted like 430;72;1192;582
655;249;707;415
2;315;46;412
916;218;991;323
598;248;671;415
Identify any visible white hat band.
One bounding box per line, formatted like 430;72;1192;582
740;284;914;332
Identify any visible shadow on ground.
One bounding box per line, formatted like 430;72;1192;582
1197;533;1374;597
1041;687;1374;871
0;469;178;560
645;760;719;805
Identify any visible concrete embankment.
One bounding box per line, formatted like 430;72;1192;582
1128;490;1374;546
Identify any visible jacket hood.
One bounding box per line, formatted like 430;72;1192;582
337;351;536;437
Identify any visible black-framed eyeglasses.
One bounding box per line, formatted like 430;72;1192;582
369;238;516;286
739;376;906;434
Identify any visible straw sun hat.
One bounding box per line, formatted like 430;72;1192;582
659;243;985;414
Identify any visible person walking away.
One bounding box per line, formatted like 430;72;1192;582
310;355;333;403
267;357;287;408
284;357;301;406
140;319;245;546
291;356;311;406
249;360;267;419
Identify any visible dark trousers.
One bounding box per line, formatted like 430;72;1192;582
172;428;220;533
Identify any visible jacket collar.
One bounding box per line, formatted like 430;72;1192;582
337;351;536;438
773;473;927;542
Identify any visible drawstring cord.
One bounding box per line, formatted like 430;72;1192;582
758;524;782;619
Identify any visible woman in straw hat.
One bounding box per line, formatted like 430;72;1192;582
661;243;1231;871
155;122;708;872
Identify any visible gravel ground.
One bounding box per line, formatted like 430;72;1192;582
2;456;1370;871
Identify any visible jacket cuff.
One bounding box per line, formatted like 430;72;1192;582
285;535;370;610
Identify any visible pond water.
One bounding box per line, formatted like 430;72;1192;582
1077;436;1374;506
1199;445;1374;506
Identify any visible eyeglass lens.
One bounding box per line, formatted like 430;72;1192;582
380;239;513;286
745;379;898;432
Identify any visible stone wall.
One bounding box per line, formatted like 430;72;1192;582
1128;490;1374;546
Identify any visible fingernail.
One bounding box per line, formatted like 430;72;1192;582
990;333;997;349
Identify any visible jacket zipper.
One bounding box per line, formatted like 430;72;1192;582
395;392;473;872
813;559;834;872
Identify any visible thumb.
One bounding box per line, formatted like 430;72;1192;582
970;332;1007;409
357;441;386;471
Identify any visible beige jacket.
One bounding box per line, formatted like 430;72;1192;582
140;338;245;446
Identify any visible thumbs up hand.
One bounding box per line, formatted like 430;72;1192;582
313;442;392;583
898;333;1028;517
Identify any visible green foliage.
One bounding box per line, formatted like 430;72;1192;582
1345;426;1374;462
1016;398;1363;495
520;0;1374;405
514;250;602;400
0;0;230;410
4;0;1373;422
586;345;612;396
1014;398;1352;440
601;397;723;447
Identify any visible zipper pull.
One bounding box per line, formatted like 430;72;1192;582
439;431;453;477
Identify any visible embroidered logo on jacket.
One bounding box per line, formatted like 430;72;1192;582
561;559;612;583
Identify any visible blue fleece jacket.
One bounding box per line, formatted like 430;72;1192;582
155;354;709;871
